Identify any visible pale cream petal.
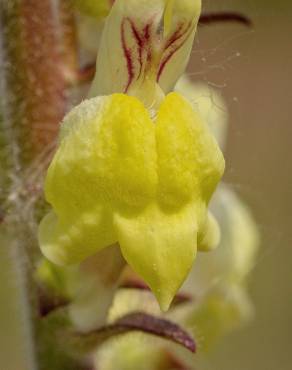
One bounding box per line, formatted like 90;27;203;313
90;0;201;106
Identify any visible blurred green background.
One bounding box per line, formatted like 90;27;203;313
189;0;292;369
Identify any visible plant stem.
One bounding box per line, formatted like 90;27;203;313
0;227;37;370
0;1;79;368
0;0;67;165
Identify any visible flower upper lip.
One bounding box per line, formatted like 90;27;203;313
89;0;201;100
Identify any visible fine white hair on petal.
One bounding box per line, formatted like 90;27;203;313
59;96;108;141
175;75;229;150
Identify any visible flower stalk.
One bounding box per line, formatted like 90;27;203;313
0;0;67;165
0;0;79;368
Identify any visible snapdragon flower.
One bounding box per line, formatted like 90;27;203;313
38;0;224;311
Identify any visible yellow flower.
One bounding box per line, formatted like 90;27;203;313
95;333;169;370
38;0;224;311
181;186;259;349
184;185;260;296
39;93;224;311
187;284;253;351
73;0;113;19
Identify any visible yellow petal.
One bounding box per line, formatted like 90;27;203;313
114;203;198;311
39;94;157;265
182;184;259;296
39;207;115;265
188;284;253;351
156;92;225;207
211;185;260;282
197;211;221;252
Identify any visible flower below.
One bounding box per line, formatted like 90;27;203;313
38;92;224;311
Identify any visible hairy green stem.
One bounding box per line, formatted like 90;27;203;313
0;1;78;369
0;0;67;165
0;227;37;370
